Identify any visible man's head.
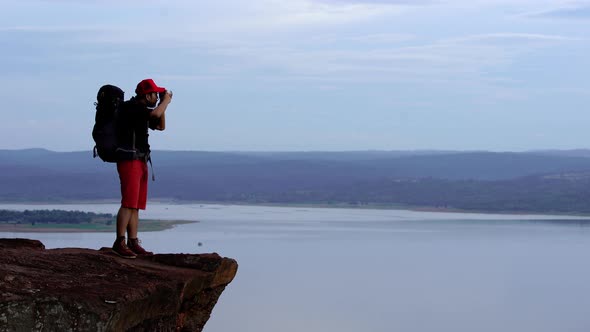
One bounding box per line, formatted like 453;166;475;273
135;79;166;107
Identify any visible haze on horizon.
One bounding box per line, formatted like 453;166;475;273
1;0;588;152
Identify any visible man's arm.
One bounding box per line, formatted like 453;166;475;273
155;113;166;131
149;113;165;131
150;91;173;121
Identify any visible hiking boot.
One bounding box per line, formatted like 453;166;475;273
127;238;154;256
112;237;137;259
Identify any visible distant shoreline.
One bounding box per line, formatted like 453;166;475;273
0;219;197;233
1;199;590;218
181;201;590;217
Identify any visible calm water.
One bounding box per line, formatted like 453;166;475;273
2;203;590;332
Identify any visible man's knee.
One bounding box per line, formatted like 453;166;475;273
118;206;138;217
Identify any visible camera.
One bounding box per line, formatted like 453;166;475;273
158;90;173;100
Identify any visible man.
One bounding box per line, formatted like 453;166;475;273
112;78;173;258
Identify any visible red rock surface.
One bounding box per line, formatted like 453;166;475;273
0;238;238;332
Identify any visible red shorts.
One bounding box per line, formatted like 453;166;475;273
117;160;148;210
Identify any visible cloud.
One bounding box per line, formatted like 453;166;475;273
197;29;580;81
0;0;407;46
0;25;107;32
238;0;405;27
0;1;586;88
524;2;590;19
312;0;436;5
310;33;415;44
443;33;583;43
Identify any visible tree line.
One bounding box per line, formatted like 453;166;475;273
0;210;114;224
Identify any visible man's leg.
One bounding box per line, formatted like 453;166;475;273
127;209;153;255
113;160;142;258
112;206;137;258
117;206;134;237
127;208;139;239
126;161;153;256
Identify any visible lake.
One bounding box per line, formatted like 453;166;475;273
2;203;590;332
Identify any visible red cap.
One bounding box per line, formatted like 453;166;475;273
135;78;166;95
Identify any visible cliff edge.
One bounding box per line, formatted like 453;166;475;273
0;238;238;332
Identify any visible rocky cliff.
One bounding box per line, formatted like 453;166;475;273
0;238;238;332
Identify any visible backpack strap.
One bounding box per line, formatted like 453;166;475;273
148;155;155;182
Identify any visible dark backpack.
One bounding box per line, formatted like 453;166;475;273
92;84;124;162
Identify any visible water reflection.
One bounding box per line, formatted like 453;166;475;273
1;203;590;332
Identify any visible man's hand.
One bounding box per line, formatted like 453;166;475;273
159;90;173;104
163;90;173;103
152;90;172;121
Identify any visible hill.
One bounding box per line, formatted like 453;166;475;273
3;149;590;213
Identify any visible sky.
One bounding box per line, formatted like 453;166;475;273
0;0;589;152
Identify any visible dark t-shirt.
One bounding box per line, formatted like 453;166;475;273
117;97;160;155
